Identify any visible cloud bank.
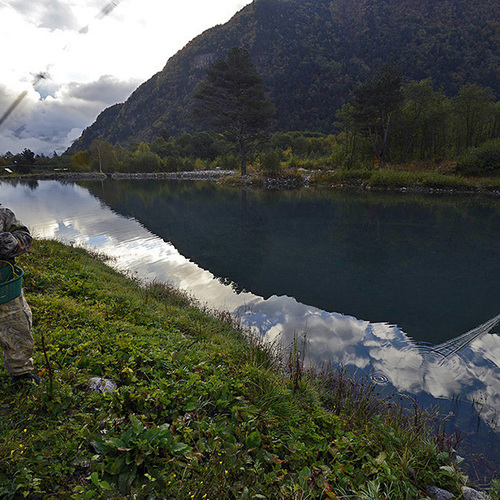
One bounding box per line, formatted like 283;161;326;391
0;76;140;155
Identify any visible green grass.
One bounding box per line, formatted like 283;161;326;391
0;240;467;499
309;167;500;193
217;163;500;194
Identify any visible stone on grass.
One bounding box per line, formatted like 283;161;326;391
89;377;117;394
426;486;456;500
461;486;487;500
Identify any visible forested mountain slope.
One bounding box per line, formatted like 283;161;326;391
69;0;500;152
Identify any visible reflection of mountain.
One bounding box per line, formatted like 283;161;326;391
83;179;500;345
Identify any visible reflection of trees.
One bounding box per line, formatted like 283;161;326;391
84;180;271;292
81;179;500;344
324;194;500;342
17;179;39;191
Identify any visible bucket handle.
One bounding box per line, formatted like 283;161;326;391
0;261;19;279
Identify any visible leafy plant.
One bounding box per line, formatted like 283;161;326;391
91;415;190;494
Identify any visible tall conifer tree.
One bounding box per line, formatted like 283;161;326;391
194;47;275;175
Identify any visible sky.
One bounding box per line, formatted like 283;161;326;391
0;0;252;156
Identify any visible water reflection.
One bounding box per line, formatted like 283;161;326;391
2;179;499;480
237;294;500;427
80;178;500;345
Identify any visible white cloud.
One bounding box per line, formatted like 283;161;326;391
59;75;141;104
0;76;140;154
0;0;252;155
6;0;81;30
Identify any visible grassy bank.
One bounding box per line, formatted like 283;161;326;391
0;240;467;499
309;168;500;193
3;163;500;196
218;166;500;194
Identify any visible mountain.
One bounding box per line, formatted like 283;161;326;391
69;0;500;152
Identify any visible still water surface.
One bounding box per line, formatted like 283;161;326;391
2;178;500;481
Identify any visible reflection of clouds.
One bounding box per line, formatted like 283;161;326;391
371;322;401;342
2;180;500;433
56;220;82;240
473;334;500;369
4;180;259;311
370;345;425;393
424;357;470;399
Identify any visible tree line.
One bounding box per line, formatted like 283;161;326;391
3;49;500;177
337;65;500;173
0;149;65;174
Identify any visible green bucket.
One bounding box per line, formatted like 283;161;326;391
0;263;23;304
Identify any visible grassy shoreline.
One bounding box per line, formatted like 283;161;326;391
220;167;500;196
0;240;473;498
3;165;500;197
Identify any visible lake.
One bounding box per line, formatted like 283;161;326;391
2;178;500;483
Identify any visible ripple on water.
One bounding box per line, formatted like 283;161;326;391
370;372;390;385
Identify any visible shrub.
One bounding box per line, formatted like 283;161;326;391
128;151;161;172
418;172;470;189
457;139;500;176
194;158;208;170
212;154;239;171
260;151;282;174
370;170;413;188
162;156;179;172
326;147;346;168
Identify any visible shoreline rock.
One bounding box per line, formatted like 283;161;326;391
426;485;488;500
109;170;236;180
0;170;236;182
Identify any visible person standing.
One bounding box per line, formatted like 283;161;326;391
0;203;40;383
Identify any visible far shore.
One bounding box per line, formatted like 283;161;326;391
0;169;235;181
2;168;500;198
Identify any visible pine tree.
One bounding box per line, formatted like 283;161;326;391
193;47;275;175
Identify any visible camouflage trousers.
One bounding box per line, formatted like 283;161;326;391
0;292;34;376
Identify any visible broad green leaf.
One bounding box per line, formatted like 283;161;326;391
299;466;311;480
108;456;126;475
171;442;190;454
100;480;112;491
245;430;262;449
90;472;100;487
108;437;127;449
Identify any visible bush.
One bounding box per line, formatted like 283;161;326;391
418;172;470;189
194;158;208;170
260;151;282;174
162;156;179;172
176;157;195;171
125;144;162;172
327;148;346;168
457;139;500;176
212;154;239;171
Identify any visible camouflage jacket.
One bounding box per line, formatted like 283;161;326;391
0;205;33;267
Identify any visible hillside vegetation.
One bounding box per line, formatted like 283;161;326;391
0;240;467;498
68;0;500;151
